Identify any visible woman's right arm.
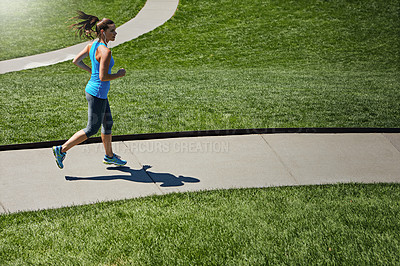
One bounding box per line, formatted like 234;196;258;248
72;43;92;74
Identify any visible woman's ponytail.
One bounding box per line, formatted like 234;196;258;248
69;11;100;40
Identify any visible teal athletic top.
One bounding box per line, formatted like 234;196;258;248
85;41;114;99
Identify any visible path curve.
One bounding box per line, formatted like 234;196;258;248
0;0;179;74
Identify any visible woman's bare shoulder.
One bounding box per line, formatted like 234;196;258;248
97;44;111;56
87;40;97;51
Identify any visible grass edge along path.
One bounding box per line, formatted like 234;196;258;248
0;183;399;265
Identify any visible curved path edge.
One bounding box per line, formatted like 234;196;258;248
1;127;400;152
0;0;179;74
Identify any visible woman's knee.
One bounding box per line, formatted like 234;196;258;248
101;120;113;135
84;124;101;138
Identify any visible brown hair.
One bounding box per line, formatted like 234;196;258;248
69;11;114;40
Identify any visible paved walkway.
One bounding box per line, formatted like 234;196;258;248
1;133;400;214
0;0;179;74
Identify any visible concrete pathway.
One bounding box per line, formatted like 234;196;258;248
0;0;179;74
1;133;399;214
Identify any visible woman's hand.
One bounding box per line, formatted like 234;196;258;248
117;68;126;77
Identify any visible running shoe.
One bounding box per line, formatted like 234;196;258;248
52;145;66;169
103;153;127;166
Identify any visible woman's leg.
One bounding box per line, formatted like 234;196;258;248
100;99;126;165
62;93;106;153
101;99;114;157
101;133;113;157
61;130;88;153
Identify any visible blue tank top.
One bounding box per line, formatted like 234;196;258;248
85;41;114;99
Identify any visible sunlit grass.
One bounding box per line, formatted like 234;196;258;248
0;0;146;60
0;1;399;264
1;184;399;265
0;0;399;145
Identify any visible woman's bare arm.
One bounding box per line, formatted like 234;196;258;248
72;43;92;73
98;46;126;81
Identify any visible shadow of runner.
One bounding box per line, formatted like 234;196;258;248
65;165;200;187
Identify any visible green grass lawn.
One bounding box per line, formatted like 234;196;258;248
1;1;399;263
0;0;146;61
0;0;399;145
1;183;399;265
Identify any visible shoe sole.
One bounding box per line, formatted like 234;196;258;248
103;161;127;166
52;146;64;169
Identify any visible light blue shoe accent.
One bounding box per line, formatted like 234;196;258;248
52;145;66;169
103;153;127;166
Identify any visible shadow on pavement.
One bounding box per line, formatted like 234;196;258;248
65;165;200;187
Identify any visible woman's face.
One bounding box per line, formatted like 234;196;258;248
104;24;117;42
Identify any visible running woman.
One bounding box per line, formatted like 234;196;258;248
53;11;127;169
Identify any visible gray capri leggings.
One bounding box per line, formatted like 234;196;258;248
83;92;113;137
